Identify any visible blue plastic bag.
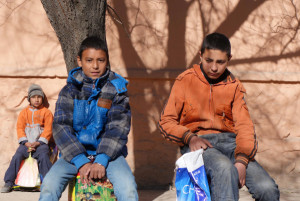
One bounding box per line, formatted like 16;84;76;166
175;149;211;201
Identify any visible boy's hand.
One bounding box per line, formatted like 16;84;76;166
189;136;213;151
79;162;93;186
25;142;33;152
89;163;106;185
30;142;41;148
235;162;246;188
25;142;32;148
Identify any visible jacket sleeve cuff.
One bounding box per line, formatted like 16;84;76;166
235;154;249;166
18;137;27;144
20;140;28;145
182;131;197;145
71;153;90;170
94;154;111;168
38;137;48;144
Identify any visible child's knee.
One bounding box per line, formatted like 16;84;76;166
254;179;279;199
38;144;50;153
12;152;26;161
208;158;238;184
214;158;235;173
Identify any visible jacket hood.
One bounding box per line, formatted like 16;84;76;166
67;67;110;88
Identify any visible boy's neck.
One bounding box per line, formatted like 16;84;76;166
200;64;229;84
30;104;43;109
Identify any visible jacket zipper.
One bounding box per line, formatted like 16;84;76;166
31;109;35;125
209;84;213;128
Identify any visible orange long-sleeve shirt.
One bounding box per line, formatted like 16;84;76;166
158;64;257;166
17;105;53;144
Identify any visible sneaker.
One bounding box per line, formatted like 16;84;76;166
1;183;13;193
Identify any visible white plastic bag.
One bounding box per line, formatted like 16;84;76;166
15;153;40;187
175;149;211;201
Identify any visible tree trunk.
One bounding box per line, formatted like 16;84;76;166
40;0;107;72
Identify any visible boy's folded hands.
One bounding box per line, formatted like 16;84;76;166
25;141;41;152
79;162;106;186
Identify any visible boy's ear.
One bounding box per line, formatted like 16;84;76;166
77;56;82;67
199;51;202;63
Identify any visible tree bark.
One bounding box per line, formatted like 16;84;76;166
40;0;107;72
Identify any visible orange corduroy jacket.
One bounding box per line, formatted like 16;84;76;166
158;64;257;166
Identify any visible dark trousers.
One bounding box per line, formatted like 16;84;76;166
4;144;52;185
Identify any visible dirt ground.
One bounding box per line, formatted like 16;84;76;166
0;183;299;201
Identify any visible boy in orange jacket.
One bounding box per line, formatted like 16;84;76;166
1;84;53;193
158;33;279;201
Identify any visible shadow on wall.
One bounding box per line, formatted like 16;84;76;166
110;0;300;189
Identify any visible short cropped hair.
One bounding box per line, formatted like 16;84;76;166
78;36;110;65
200;32;231;59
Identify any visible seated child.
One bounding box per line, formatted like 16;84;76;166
1;84;53;193
39;36;138;201
158;32;280;201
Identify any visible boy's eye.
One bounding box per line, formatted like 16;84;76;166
216;60;226;64
205;59;213;63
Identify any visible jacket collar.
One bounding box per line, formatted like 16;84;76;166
67;67;110;88
28;104;44;111
193;64;236;85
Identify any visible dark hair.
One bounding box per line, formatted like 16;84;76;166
78;36;110;66
200;32;231;59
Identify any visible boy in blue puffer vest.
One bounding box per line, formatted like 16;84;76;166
39;36;138;201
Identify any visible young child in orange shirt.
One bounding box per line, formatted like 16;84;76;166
1;84;53;193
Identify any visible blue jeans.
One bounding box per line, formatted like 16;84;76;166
39;155;138;201
181;133;280;201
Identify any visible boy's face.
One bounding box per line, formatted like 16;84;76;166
77;48;108;79
30;95;43;108
200;49;231;80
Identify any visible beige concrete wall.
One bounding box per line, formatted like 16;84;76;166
0;0;299;190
